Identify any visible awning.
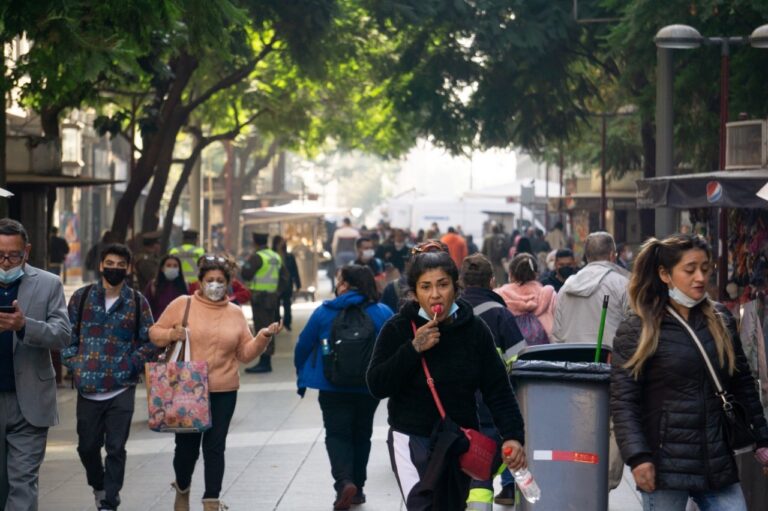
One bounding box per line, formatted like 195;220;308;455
635;169;768;209
240;201;348;225
6;174;123;188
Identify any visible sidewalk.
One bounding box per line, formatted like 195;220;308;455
42;280;641;510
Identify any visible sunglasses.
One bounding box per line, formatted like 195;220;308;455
200;255;227;265
411;241;445;255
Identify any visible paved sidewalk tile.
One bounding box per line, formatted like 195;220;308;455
40;280;640;510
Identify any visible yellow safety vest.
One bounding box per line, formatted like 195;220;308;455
248;249;282;292
169;244;205;284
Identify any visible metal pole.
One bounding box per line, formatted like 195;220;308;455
717;41;730;301
600;114;607;231
655;47;676;237
559;149;564;224
545;161;550;230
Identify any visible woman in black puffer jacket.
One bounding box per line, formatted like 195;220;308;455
612;234;768;510
367;240;526;511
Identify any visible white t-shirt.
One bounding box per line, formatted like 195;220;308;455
80;294;129;402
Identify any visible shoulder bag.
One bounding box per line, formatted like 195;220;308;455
666;305;756;454
411;321;498;480
145;298;212;433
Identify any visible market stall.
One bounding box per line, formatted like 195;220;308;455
240;201;347;298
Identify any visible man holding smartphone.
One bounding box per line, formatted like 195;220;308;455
0;218;71;510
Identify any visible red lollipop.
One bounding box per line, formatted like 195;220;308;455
431;304;444;321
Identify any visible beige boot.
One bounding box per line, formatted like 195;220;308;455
171;482;190;511
202;498;228;511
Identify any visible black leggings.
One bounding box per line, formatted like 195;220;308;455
173;391;237;498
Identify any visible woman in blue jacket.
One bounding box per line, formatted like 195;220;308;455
294;264;393;510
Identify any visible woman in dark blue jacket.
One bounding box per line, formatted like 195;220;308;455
294;265;393;510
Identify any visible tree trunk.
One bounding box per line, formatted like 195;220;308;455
222;141;234;252
110;54;198;241
140;117;182;232
161;136;207;252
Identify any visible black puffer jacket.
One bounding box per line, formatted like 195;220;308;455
611;304;768;491
366;299;525;443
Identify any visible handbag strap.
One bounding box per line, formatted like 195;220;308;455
666;305;730;404
161;297;193;363
411;321;446;419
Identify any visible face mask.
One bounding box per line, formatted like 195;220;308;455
102;268;127;287
163;267;180;281
204;282;227;301
418;302;459;321
0;264;24;285
625;251;633;261
557;266;576;280
361;249;375;262
668;286;707;308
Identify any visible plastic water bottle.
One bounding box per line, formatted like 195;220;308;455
512;467;541;503
320;338;331;356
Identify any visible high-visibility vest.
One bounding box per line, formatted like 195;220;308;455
169;244;205;284
248;249;282;292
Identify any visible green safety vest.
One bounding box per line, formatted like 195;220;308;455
248;249;282;292
169;244;205;284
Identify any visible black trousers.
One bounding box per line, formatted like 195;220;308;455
275;291;293;328
173;391;237;499
76;386;136;510
318;390;379;492
251;292;279;355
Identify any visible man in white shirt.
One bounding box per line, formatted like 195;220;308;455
331;218;360;268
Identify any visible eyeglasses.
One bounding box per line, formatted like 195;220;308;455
411;241;445;255
0;252;24;264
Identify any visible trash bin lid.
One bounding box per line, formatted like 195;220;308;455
510;359;612;382
517;343;612;363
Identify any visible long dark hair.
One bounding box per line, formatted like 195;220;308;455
338;264;379;302
625;234;734;377
155;255;188;294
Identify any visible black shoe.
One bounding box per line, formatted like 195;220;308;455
245;356;272;374
333;482;357;510
351;488;366;505
494;484;516;506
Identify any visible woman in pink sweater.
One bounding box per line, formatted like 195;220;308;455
494;253;557;341
150;256;281;511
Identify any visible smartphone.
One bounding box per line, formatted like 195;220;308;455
0;306;15;314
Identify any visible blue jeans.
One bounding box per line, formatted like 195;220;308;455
641;483;746;511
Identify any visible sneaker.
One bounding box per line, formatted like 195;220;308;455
333;482;357;510
351;488;366;505
494;484;516;506
94;489;106;509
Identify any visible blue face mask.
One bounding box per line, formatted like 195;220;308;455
0;264;24;285
418;302;459;321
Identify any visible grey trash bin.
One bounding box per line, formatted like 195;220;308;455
510;343;612;511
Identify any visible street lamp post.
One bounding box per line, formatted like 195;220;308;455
654;23;768;300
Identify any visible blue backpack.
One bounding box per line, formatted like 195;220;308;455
515;312;549;345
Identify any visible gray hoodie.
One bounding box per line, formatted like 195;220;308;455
551;260;629;346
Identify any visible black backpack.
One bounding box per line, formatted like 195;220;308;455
323;303;376;387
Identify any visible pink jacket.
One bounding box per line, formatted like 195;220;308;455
494;280;557;336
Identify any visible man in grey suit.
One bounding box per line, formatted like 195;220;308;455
0;218;71;511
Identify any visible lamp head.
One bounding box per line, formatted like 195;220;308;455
655;24;703;49
750;24;768;49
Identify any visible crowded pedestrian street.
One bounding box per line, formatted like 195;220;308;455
34;278;642;511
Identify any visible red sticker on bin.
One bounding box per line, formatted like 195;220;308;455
533;450;599;464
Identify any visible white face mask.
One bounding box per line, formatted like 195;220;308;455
163;267;180;281
204;282;227;301
668;286;707;308
361;249;375;261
